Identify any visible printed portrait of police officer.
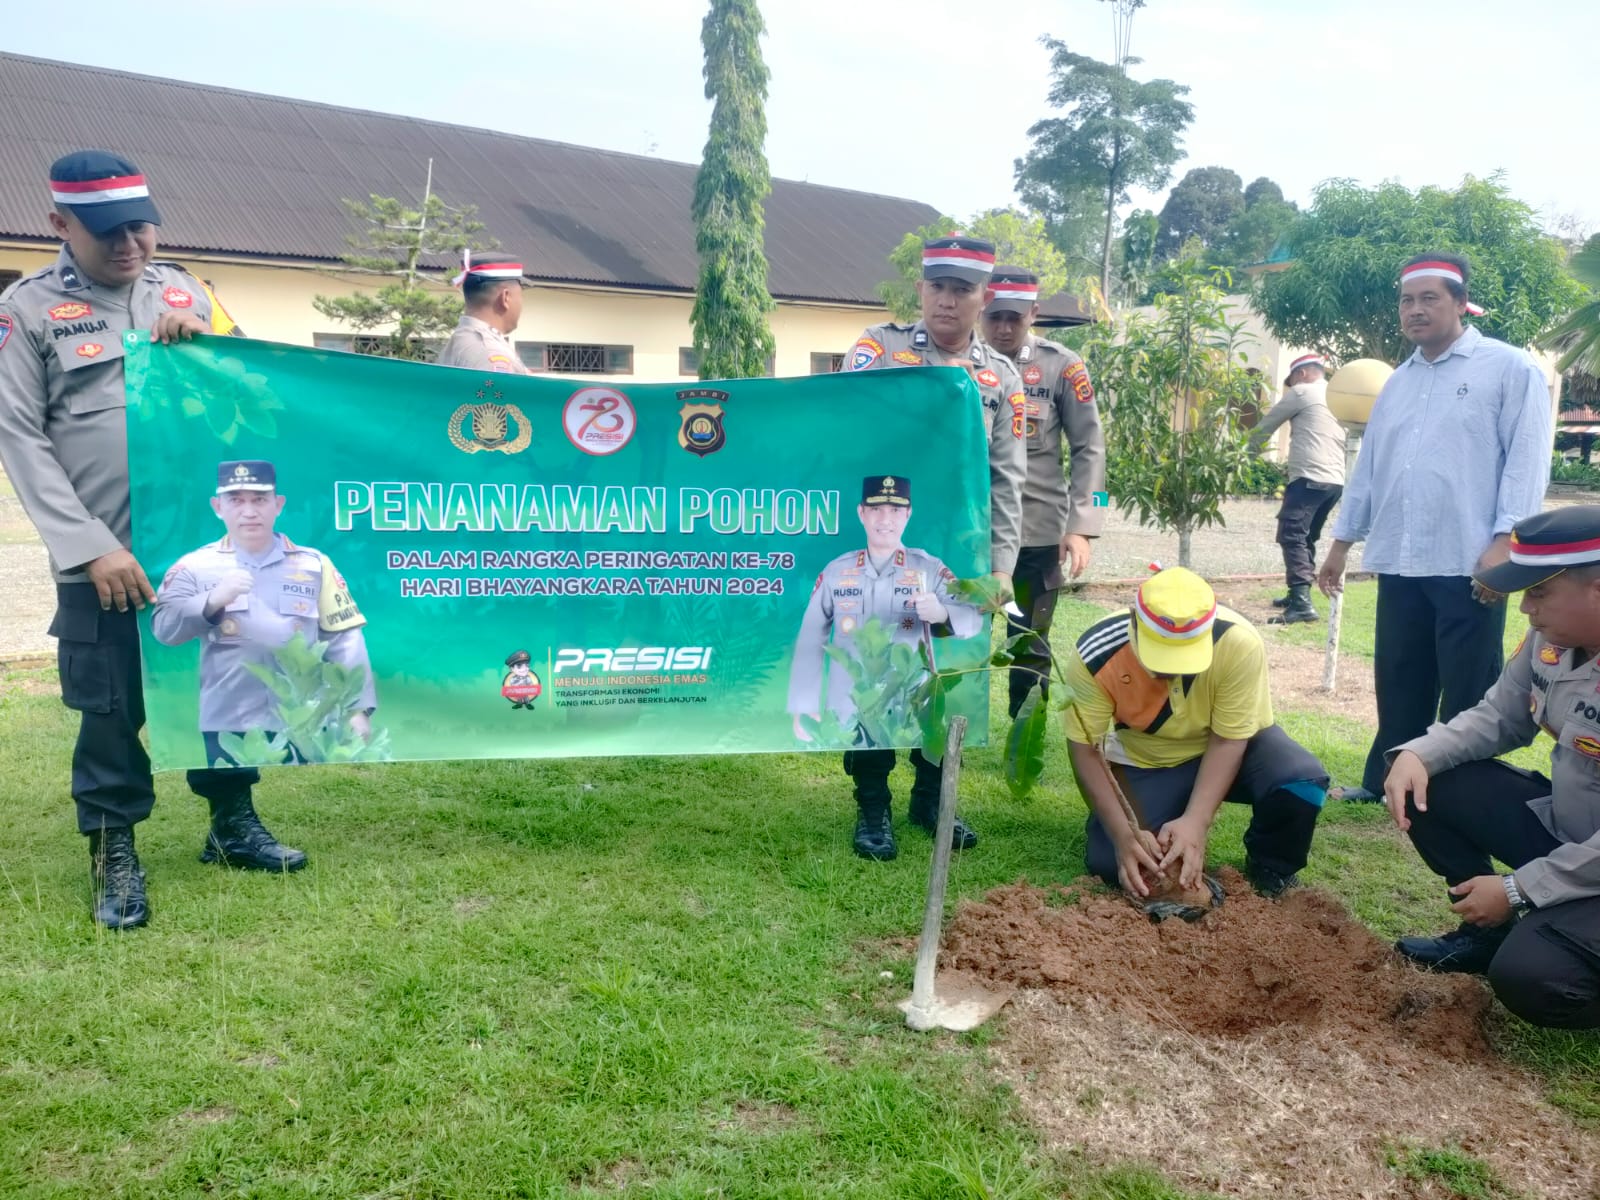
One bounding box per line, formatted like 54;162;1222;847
787;474;984;859
152;460;378;772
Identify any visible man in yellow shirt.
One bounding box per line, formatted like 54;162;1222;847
1062;568;1328;897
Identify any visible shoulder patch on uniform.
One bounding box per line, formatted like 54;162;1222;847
0;314;11;353
316;553;366;633
849;336;884;370
1065;360;1095;404
1076;611;1132;674
1007;390;1026;437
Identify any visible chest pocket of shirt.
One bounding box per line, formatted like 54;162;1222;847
1027;392;1057;450
51;336;127;415
1558;715;1600;772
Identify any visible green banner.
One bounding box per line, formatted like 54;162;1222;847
125;334;994;770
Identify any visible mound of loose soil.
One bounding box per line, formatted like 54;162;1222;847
945;869;1489;1058
942;874;1600;1199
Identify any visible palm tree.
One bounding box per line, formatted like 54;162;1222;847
1543;235;1600;375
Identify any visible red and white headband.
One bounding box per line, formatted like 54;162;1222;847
1508;532;1600;568
1134;589;1216;643
922;246;995;273
990;281;1039;302
452;250;523;287
50;173;149;205
1400;261;1485;315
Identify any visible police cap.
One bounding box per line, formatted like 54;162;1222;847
922;235;995;285
986;266;1040;315
505;649;532;667
216;461;276;494
862;475;911;507
49;150;161;236
1477;505;1600;593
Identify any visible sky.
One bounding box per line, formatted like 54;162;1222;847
5;0;1596;234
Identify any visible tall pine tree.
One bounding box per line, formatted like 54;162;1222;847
691;0;777;380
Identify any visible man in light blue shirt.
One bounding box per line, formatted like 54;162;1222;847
1317;253;1553;799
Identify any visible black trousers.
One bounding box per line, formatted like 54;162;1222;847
1006;543;1065;719
1081;724;1327;881
1275;479;1342;589
1405;761;1600;1029
842;748;939;805
52;584;257;835
1363;575;1506;794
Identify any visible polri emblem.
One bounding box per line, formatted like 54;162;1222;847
162;286;193;309
76;342;105;359
976;368;1001;388
1540;644;1563;666
1023;365;1043;386
448;399;532;454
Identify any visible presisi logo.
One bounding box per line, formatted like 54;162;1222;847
553;646;714;674
1092;491;1110;507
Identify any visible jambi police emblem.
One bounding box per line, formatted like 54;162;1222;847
676;388;729;457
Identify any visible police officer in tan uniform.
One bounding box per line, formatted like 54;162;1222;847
1385;507;1600;1028
982;266;1106;719
787;475;983;859
0;151;303;930
435;253;530;373
841;236;1027;850
153;460;377;774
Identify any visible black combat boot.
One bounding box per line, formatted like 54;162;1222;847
89;827;149;930
1270;594;1290;608
1395;922;1510;975
1274;584;1319;625
852;786;897;862
201;793;308;872
907;755;978;850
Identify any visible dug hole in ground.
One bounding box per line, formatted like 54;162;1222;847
930;869;1598;1199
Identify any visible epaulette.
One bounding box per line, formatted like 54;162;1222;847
1;264;60;300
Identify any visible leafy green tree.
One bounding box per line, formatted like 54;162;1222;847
1155;166;1244;259
1541;233;1600;377
689;0;777;381
1117;207;1160;302
1254;175;1583;363
1015;28;1193;301
312;163;494;361
878;208;1071;322
1085;264;1261;566
1216;187;1297;272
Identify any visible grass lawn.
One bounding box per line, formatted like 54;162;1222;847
1247;579;1529;664
2;605;1596;1198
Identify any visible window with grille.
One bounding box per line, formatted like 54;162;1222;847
680;347;776;378
810;352;846;374
313;332;442;360
0;270;20;294
517;342;634;375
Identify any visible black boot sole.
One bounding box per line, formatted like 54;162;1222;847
201;843;309;872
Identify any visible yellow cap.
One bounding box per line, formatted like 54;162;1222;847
1132;567;1217;675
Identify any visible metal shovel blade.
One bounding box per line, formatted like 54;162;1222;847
900;717;1012;1032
